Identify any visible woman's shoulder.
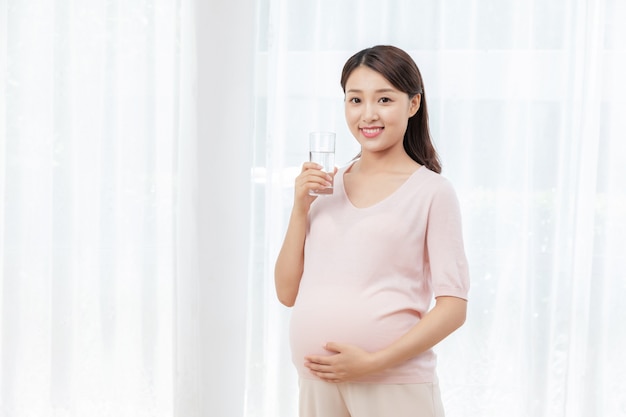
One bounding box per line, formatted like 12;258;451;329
413;166;454;187
408;167;461;202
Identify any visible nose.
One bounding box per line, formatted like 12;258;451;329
362;102;379;122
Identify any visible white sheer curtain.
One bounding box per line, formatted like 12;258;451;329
0;0;198;415
248;1;626;417
0;0;255;415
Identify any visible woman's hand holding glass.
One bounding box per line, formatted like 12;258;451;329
294;162;336;209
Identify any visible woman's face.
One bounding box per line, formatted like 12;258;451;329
344;65;420;157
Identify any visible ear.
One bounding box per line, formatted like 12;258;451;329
409;94;421;117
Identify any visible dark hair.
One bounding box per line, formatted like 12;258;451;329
340;45;441;173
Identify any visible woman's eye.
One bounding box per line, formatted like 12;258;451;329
349;97;361;104
379;97;391;103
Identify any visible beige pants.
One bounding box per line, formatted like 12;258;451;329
299;378;445;417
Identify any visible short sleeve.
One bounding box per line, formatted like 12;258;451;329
425;179;470;300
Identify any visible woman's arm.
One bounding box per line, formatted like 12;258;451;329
274;162;334;307
274;206;308;307
304;295;467;382
371;295;467;369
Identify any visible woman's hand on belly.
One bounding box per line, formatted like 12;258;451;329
304;342;381;383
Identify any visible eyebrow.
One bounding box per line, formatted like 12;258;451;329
346;88;398;94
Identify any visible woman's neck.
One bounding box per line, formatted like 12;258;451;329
354;151;420;175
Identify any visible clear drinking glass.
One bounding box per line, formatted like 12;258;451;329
308;131;336;196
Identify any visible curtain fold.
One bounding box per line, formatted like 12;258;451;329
249;1;626;416
0;0;196;415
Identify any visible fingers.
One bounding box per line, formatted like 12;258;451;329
324;342;342;353
305;361;332;372
304;343;373;383
304;355;332;374
300;161;325;172
295;163;334;197
304;354;329;366
305;360;342;382
308;368;343;383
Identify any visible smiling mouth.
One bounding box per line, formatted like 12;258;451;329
361;127;383;138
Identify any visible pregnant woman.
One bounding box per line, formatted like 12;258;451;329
274;45;470;417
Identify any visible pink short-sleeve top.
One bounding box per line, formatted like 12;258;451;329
289;164;470;384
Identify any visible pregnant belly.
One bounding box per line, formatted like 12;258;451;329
288;289;419;376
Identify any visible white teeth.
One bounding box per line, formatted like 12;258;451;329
362;128;381;134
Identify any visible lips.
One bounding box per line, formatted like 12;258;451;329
360;127;383;138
